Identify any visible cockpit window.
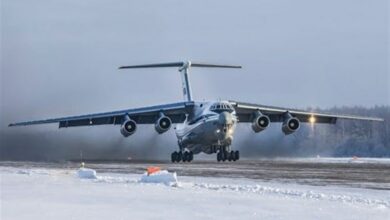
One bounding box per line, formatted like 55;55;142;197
210;103;234;113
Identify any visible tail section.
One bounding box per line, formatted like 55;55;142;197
119;61;241;101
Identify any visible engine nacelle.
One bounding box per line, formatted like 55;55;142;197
251;111;270;133
155;115;172;134
120;118;137;137
282;113;300;135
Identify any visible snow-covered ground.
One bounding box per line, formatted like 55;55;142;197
1;166;389;220
275;157;390;164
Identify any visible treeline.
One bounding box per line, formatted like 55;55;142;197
294;105;390;157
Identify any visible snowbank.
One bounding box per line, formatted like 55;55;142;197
76;168;97;179
140;170;178;186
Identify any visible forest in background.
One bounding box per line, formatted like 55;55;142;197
289;105;389;157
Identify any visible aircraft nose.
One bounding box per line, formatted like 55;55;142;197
216;112;234;144
218;112;233;126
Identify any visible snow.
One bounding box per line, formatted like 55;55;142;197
1;166;389;220
15;169;50;175
139;170;178;186
281;157;390;164
76;168;97;179
193;182;389;207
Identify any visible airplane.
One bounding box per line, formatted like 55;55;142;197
9;61;384;162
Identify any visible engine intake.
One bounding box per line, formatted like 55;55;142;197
120;118;137;137
155;115;172;134
251;111;270;133
282;113;300;135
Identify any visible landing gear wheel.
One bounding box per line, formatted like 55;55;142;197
222;151;227;162
230;151;236;161
184;152;189;162
171;152;177;163
182;152;186;162
235;151;240;161
177;152;182;162
217;152;222;162
228;152;232;161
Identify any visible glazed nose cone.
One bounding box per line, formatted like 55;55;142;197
218;112;233;126
216;112;234;145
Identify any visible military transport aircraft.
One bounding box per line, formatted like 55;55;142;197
9;61;384;162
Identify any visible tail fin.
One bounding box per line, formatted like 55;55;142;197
119;61;241;101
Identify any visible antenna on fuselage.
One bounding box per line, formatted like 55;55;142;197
119;61;241;102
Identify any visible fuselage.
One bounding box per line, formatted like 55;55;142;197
175;101;237;154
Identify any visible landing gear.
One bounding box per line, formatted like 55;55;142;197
171;151;193;163
217;152;222;162
234;150;240;161
183;151;193;162
217;150;239;162
171;152;180;163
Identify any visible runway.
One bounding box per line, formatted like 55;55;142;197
2;157;389;190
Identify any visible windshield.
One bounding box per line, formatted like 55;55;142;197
210;103;234;113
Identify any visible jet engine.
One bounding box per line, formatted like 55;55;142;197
120;118;137;137
251;111;270;133
282;113;300;135
155;115;172;134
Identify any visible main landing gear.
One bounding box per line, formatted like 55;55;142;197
217;150;239;162
171;151;193;163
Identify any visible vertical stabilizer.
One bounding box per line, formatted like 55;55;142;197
179;61;193;101
119;61;241;102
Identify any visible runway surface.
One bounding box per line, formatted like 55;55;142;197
1;157;389;190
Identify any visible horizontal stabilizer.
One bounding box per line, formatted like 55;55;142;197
119;62;184;69
191;63;241;68
119;60;242;102
119;61;241;69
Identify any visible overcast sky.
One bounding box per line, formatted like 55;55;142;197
0;0;388;160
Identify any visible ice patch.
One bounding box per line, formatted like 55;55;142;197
76;168;97;179
140;170;178;186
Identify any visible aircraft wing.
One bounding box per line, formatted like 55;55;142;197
8;102;194;128
229;100;384;124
